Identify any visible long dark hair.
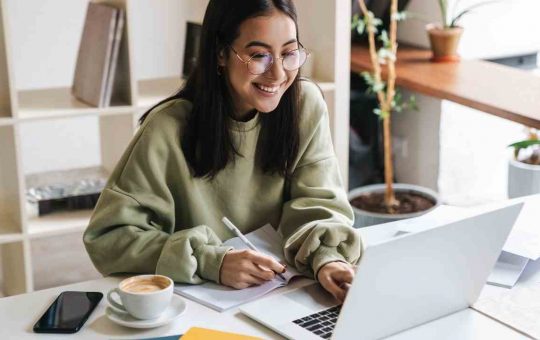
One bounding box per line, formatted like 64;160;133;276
139;0;301;179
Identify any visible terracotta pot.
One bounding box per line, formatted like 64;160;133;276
426;24;463;62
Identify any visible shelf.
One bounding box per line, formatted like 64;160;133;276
0;116;13;126
0;212;23;244
0;231;23;244
0;220;23;244
27;209;93;239
17;87;134;121
137;77;184;109
351;43;540;129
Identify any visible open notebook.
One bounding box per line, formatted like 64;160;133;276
173;224;307;312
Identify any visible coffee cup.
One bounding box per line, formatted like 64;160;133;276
107;274;173;320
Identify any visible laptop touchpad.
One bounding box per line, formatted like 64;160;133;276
284;283;338;310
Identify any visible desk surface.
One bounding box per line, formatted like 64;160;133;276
0;212;534;340
0;276;527;340
350;44;540;129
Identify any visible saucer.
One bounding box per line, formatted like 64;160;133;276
105;294;187;329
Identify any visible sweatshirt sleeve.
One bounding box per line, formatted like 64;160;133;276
278;83;363;278
83;102;231;284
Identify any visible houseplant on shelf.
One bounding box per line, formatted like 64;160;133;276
508;128;540;198
427;0;498;62
349;0;440;228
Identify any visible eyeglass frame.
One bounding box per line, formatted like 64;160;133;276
228;43;310;75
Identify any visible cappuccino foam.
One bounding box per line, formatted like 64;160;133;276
122;277;169;293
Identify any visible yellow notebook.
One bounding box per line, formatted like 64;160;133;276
181;327;263;340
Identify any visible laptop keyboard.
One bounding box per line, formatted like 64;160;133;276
292;305;341;339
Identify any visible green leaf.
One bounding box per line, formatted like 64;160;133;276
379;30;390;48
372;81;385;93
450;1;500;27
508;140;540;149
356;20;366;35
408;95;419;111
377;48;396;64
391;11;408;21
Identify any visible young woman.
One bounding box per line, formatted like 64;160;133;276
84;0;362;302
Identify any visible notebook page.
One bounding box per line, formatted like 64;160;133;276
174;224;303;311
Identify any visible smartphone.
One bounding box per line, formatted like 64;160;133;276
33;291;103;334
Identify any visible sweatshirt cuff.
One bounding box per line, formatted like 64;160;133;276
194;244;233;284
311;245;348;279
155;225;232;284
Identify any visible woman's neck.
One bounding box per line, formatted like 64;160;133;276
232;109;258;122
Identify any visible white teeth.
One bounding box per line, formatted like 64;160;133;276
255;83;279;93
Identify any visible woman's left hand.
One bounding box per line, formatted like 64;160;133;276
317;261;355;303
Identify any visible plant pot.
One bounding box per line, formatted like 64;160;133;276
508;158;540;198
426;24;463;62
348;183;440;228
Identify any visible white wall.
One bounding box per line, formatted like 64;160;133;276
6;0;205;174
398;0;540;59
394;0;540;205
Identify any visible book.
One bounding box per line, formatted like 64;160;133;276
182;22;202;79
182;327;263;340
103;7;124;107
174;224;308;312
72;2;118;107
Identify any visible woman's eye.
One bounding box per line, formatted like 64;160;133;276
251;53;270;59
283;50;298;57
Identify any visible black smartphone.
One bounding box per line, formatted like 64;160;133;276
33;291;103;334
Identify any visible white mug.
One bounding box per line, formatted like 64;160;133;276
107;274;173;320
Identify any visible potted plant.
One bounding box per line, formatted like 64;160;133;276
350;0;440;228
508;128;540;198
427;0;497;62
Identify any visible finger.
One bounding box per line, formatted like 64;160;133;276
248;251;286;274
319;274;346;302
246;262;275;281
244;274;266;286
332;269;354;285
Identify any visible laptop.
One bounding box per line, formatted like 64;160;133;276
240;203;523;340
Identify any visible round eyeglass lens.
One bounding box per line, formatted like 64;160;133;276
249;54;273;75
283;49;307;71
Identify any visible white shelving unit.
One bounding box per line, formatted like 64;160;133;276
0;0;350;295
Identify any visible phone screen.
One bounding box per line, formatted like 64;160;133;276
33;291;103;333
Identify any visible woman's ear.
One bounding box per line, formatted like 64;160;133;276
217;48;226;67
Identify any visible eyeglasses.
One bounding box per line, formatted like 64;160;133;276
229;44;309;75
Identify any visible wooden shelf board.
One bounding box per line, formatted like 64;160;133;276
27;209;92;239
17;87;133;121
0;232;23;244
351;43;540;129
0;215;23;244
137;77;185;109
0;117;13;126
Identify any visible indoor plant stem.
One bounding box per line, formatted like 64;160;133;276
358;0;399;211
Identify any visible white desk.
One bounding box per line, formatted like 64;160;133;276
0;211;536;339
0;275;529;340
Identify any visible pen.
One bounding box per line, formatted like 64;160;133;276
222;217;287;281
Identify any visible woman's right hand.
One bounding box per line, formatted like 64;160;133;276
220;249;286;289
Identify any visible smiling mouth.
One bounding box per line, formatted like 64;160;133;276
253;83;282;94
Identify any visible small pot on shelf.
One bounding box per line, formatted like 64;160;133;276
349;183;440;228
426;23;463;62
508;158;540;198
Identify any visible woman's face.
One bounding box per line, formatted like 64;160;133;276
219;10;299;120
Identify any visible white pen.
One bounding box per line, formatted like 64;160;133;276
222;216;286;281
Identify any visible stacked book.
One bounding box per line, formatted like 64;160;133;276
72;2;126;107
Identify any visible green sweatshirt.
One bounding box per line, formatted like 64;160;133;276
83;81;362;284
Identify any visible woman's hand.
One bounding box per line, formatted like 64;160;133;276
220;249;286;289
317;261;355;303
